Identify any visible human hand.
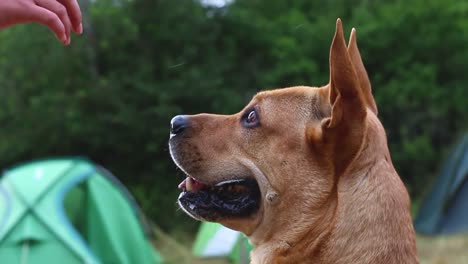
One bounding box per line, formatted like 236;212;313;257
0;0;82;45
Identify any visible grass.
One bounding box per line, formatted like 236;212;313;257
153;225;229;264
154;225;468;264
417;234;468;264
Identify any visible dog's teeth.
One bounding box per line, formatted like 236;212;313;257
186;178;193;192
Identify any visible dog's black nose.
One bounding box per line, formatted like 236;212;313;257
171;115;189;134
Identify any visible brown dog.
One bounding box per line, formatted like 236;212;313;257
169;19;419;264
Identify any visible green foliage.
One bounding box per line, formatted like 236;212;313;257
0;0;467;231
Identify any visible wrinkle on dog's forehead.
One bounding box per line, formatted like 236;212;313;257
254;86;323;123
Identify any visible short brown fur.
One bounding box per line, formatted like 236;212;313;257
169;19;419;263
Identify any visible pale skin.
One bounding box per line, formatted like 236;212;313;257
0;0;82;45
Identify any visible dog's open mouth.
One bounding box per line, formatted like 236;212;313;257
177;177;261;221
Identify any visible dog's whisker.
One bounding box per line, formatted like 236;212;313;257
168;62;185;69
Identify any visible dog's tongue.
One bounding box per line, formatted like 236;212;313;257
178;177;205;192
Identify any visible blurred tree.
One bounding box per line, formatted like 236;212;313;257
0;0;466;232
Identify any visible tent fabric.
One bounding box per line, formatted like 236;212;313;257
193;222;252;264
193;222;239;257
414;133;468;235
0;157;162;264
0;159;99;264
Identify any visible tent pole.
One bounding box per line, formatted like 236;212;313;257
239;238;249;264
21;240;29;264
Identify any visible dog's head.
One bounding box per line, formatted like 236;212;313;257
169;19;382;241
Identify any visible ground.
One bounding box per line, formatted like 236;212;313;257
155;226;468;264
417;234;468;264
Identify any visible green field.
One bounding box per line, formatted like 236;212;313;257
418;234;468;264
154;224;468;264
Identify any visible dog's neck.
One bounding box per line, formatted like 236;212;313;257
250;191;338;264
249;116;418;264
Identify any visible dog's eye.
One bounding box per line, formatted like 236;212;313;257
242;109;259;128
247;111;257;123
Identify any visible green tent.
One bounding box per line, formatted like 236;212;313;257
0;157;162;264
193;222;253;264
414;133;468;235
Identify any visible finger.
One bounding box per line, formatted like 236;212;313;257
35;0;72;44
28;6;67;44
57;0;82;34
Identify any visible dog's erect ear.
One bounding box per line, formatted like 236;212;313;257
321;19;367;175
326;19;366;128
347;28;378;115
